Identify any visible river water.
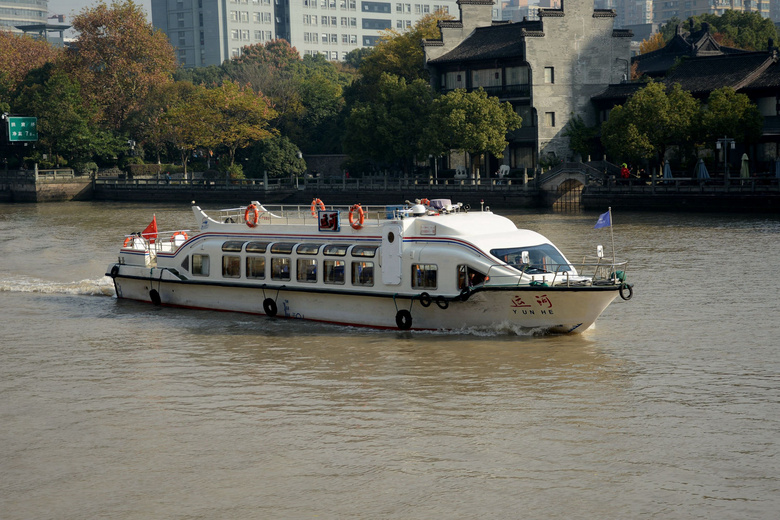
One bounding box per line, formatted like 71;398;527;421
1;201;778;519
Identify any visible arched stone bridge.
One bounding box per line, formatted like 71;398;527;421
536;162;610;209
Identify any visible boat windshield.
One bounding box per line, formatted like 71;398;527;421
491;244;572;274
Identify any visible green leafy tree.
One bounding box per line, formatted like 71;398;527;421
658;12;778;51
13;65;121;164
357;11;452;86
425;88;522;175
160;84;215;177
204;80;277;166
601;82;700;164
66;0;177;130
702;87;763;146
562;115;599;160
344;73;435;172
245;135;306;178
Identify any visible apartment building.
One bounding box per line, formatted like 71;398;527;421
151;0;459;67
0;0;48;34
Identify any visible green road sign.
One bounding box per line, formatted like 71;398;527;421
7;117;38;142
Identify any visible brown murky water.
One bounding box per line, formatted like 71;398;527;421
1;201;778;519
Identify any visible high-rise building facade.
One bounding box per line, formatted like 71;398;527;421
152;0;459;68
0;0;48;34
653;0;770;25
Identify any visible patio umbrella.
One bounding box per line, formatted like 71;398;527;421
740;153;750;179
663;160;673;179
695;158;710;180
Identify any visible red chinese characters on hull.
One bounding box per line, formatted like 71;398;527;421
510;294;554;315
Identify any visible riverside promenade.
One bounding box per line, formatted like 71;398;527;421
3;166;780;212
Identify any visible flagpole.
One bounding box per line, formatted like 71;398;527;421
609;207;616;269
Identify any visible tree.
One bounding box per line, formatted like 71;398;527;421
425;88;522;175
658;12;778;51
358;11;453;85
344;73;435;172
204;80;277;166
159;83;215;177
702;87;763;146
229;39;300;69
562;115;599;161
13;65;121;165
66;0;177;130
0;31;61;95
639;32;665;54
601;82;700;165
245;135;306;178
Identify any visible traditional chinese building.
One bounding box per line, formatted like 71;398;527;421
423;0;631;171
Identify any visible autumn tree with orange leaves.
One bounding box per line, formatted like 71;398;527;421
0;31;62;103
65;0;177;131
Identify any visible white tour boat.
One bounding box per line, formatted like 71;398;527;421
106;199;632;333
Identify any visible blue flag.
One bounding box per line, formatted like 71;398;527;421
594;211;611;229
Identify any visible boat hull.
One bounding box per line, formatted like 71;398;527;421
109;266;618;334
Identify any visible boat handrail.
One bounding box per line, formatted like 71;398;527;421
484;260;629;287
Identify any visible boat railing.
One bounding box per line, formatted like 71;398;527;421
213;203;417;227
122;230;193;255
484;259;629;287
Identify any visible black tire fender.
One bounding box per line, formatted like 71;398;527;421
419;292;432;307
435;296;449;310
619;284;633;301
395;309;412;330
263;298;278;317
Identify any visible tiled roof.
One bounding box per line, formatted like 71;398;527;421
428;21;541;64
663;52;775;95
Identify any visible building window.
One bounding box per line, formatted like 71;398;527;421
544;66;554;84
545;112;555;127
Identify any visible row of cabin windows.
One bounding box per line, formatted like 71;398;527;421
188;241;487;290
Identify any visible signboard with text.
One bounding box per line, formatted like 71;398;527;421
6;117;38;142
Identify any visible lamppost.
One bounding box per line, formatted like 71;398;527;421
716;136;735;184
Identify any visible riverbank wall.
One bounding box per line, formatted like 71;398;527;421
0;171;92;203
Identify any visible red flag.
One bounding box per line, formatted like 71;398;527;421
141;215;157;242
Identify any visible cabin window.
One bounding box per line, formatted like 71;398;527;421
222;240;246;252
246;256;265;279
222;255;241;278
246;241;270;253
457;265;487;289
271;257;291;280
192;254;210;276
323;244;350;256
352;261;374;286
491;244;572;273
351;245;377;257
270;242;295;254
180;256;189;272
324;260;345;284
297;259;318;282
412;264;437;289
297;243;322;255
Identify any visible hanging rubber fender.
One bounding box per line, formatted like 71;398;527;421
348;203;364;230
435;296;449;310
311;198;325;217
419;292;432;307
459;287;471;301
619;284;633;301
171;231;188;243
395;309;412;330
245;204;260;228
110;265;120;278
263;298;278;317
149;289;162;306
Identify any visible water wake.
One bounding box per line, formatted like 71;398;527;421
0;275;116;297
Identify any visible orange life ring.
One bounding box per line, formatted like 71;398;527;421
348;203;364;230
420;198;431;206
311;198;325;217
171;231;188;243
123;236;132;247
245;204;260;227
